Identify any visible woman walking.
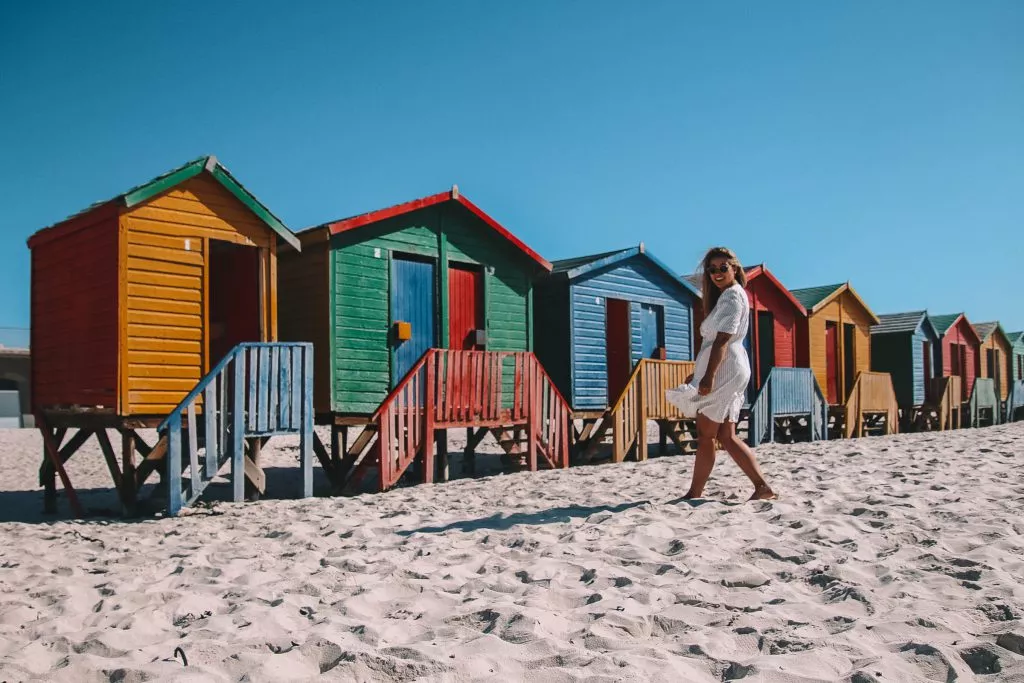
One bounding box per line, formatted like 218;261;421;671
667;247;777;501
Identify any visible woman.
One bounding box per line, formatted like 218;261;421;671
666;247;777;501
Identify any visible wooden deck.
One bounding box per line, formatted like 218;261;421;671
576;359;696;463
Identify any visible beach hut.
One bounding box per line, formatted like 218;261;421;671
790;283;879;405
869;311;941;429
533;245;700;462
27;156;314;517
929;313;981;404
277;186;569;492
973;322;1012;406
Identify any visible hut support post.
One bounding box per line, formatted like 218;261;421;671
120;430;137;511
636;368;647;462
464;427;488;475
37;419;85;518
436;429;449;483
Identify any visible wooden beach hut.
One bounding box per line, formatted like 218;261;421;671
533;245;700;462
277;186;570;492
929;313;981;404
790;283;879;405
27;156;314;517
973;322;1012;405
869;311;942;430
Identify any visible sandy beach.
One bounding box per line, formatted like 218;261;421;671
1;423;1023;682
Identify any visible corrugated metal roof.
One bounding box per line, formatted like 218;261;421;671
871;311;927;335
789;283;845;310
550;248;635;275
929;313;961;334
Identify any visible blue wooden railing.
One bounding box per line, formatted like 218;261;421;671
1005;380;1024;423
157;342;314;516
966;377;999;428
748;368;829;447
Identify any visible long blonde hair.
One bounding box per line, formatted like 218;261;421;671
699;246;747;318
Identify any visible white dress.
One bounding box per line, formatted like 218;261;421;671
666;283;750;423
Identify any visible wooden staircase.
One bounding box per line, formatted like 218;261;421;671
576;359;696;463
836;371;899;439
747;368;828;447
335;349;570;493
1007;380;1024;423
966;377;1000;428
135;343;314;516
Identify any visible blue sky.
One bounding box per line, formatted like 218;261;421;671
2;1;1021;332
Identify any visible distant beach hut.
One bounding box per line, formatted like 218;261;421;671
277;186;569;492
27;156;314;517
973;322;1013;406
789;282;879;405
929;313;981;405
533;245;700;462
869;311;943;430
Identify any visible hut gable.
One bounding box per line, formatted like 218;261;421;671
974;321;1013;401
284;189;549;415
28;156;297;416
790;282;879;404
538;246;698;411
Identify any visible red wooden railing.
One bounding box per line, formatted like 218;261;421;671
353;349;570;492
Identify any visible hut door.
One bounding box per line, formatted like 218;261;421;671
757;311;775;388
639;303;663;359
448;264;484;351
922;341;932;403
989;349;1001;398
209;241;261;367
390;256;436;387
843;323;856;400
825;322;839;403
605;299;632;403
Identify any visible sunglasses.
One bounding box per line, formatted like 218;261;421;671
705;263;732;275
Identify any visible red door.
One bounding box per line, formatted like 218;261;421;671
448;265;483;350
606;299;632;403
209;241;261;366
825;321;839;404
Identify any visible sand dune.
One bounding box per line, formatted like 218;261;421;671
1;424;1023;682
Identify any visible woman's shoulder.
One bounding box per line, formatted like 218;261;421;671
725;283;748;302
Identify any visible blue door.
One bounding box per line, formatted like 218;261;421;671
639;304;664;358
390;256;436;387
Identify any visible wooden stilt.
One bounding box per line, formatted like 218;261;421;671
37;419;85;518
464;426;487;475
121;430;137;513
245;438;265;501
436;429;449;482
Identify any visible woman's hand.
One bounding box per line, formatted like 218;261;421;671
685;374;694;385
698;376;713;396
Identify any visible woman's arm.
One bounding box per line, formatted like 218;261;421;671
698;332;732;395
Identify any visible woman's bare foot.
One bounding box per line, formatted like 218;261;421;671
681;489;703;500
748;484;778;501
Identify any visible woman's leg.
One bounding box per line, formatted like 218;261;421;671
684;412;721;498
716;420;777;500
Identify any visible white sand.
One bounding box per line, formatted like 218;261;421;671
1;423;1023;682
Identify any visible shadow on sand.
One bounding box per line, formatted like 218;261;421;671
396;501;651;536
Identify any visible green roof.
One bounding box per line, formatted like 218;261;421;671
29;155;300;251
789;283;845;310
928;313;961;333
